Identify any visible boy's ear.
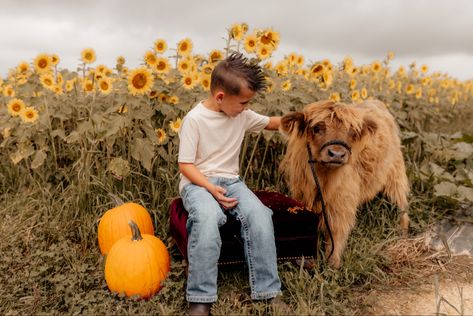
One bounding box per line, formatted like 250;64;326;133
280;112;306;136
215;91;224;103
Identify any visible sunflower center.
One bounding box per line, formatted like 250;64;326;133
101;82;109;90
132;74;147;89
12;104;21;112
85;53;92;60
185;78;192;85
157;43;164;50
38;59;48;68
180;43;188;51
157;62;166;70
26;111;34;118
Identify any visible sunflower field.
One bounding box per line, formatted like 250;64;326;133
1;23;473;314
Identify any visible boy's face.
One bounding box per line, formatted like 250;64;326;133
216;85;255;117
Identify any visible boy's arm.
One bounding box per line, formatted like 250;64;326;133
264;116;281;130
179;162;238;209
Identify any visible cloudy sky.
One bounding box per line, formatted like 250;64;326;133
1;0;473;80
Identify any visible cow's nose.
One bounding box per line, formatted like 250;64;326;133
328;148;346;159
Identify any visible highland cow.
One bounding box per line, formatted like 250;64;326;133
280;100;409;268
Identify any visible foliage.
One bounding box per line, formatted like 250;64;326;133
1;23;473;314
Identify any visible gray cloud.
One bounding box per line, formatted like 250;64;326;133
1;0;472;80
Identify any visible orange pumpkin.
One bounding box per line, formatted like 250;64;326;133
104;220;170;299
98;202;154;255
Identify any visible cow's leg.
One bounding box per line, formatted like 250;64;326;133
383;155;410;235
322;206;356;269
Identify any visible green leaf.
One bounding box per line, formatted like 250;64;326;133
31;150;47;169
131;137;154;171
433;181;457;197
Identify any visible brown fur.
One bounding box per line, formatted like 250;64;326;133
280;100;410;268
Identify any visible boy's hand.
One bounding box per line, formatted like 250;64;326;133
209;185;238;210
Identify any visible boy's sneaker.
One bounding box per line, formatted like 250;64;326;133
268;296;291;315
187;302;212;316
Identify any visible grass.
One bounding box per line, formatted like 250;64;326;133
0;125;471;315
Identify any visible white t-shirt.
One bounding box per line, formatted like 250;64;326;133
178;101;270;193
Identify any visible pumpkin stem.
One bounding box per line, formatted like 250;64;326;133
128;220;143;241
108;193;124;206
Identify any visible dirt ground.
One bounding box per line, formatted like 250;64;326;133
365;254;473;315
367;278;473;315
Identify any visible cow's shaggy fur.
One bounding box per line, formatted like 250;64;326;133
280;100;409;268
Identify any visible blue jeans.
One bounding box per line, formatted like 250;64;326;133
181;177;281;303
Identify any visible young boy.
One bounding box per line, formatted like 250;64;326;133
178;53;286;315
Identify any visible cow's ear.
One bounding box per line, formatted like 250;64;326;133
350;117;378;141
361;117;378;137
280;112;306;136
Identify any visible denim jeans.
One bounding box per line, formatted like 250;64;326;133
181;176;281;303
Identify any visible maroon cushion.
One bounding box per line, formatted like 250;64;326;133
169;190;319;264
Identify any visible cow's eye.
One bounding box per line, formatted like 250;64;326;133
312;122;325;134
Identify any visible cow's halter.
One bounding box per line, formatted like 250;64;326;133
306;140;351;261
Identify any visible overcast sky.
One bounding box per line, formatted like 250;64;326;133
1;0;473;80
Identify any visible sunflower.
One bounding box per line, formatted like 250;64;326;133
287;53;298;66
98;78;113;95
34;53;52;73
388;80;395;89
330;92;341;102
281;80;292;91
82;78;95;93
296;55;305;67
351;90;360;102
406;84;415;94
17;62;30;74
40;73;56;91
154;39;167;54
177;38;193;56
256;46;271;60
200;75;211;91
243;34;257;53
258;29;280;49
54;85;63;95
397;66;406;76
154;57;171;74
275;61;288;76
200;64;214;76
371;61;382;73
65;80;75;92
420;64;428;73
20;107;39;123
265;77;274;93
181;73;197;90
310;63;325;78
116;56;126;65
169;118;182;133
127;67;154;95
51;54;60;66
263;61;273;70
230;23;245;41
7;98;26;116
361;87;368;99
144;51;157;66
349;79;357;90
156;128;167;144
169;95;180;105
209;50;223;63
158;93;168;102
415;88;423;99
3;85;15;97
81;48;96;64
387;51;395;60
177;58;192;73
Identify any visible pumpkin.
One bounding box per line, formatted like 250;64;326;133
98;202;154;255
104;220;170;299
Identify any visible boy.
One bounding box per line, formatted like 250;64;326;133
178;53;287;316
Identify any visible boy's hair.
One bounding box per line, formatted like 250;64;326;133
210;52;266;95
